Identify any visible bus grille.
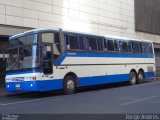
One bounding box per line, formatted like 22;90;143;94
11;77;25;82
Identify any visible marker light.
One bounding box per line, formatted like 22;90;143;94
32;77;36;80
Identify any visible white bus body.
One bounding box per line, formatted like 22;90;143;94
5;29;156;94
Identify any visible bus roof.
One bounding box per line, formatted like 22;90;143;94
9;28;59;40
9;28;153;43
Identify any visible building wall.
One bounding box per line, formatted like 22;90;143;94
0;0;160;43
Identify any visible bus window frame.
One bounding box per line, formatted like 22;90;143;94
39;31;62;66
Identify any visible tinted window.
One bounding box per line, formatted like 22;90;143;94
69;35;79;49
65;35;79;50
88;37;97;51
114;41;118;51
122;42;128;52
107;40;114;51
128;42;132;52
104;39;108;51
79;36;88;50
132;42;141;53
119;41;132;53
146;43;153;54
141;43;147;53
97;38;104;51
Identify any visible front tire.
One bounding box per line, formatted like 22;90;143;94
129;71;137;85
63;76;76;95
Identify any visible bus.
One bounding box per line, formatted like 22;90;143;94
5;29;156;94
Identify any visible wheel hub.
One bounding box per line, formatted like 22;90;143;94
131;73;136;84
67;80;74;90
139;74;143;80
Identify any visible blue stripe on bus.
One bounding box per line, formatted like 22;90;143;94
144;72;155;78
54;52;154;65
6;79;63;92
6;72;155;92
79;74;129;87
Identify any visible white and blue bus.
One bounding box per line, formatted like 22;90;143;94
5;29;156;94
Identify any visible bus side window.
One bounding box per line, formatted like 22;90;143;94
146;43;153;54
97;38;104;51
122;42;128;52
141;43;147;54
88;37;97;51
114;40;118;51
119;41;131;53
128;42;132;52
68;35;79;50
79;36;88;51
104;39;108;51
65;35;79;50
107;40;114;52
132;42;141;53
118;41;122;52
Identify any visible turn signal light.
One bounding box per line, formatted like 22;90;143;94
32;77;36;80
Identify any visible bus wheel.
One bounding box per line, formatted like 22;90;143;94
129;71;137;85
137;70;144;84
63;75;76;95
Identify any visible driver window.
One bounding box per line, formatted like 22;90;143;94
41;32;61;60
42;33;54;43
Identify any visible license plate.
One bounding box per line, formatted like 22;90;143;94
16;84;20;88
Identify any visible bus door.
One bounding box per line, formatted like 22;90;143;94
42;43;53;75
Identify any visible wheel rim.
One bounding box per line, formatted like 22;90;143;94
131;73;136;84
138;73;143;80
66;80;74;90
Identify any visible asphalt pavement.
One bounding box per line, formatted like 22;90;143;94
0;79;160;114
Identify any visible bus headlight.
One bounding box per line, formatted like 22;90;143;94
5;78;10;82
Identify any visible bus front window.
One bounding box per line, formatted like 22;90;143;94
6;34;40;71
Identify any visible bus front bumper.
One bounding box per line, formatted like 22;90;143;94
6;80;63;92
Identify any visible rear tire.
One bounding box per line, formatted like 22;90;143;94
129;71;137;85
137;70;144;84
63;75;76;95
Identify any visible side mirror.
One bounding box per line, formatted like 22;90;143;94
3;51;8;61
3;52;5;61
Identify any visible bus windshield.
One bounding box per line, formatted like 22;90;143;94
6;34;40;71
9;34;37;47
